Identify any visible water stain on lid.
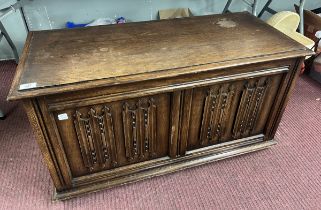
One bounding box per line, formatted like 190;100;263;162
216;18;237;28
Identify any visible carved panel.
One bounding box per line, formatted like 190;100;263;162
73;106;117;171
122;98;157;161
200;85;235;145
91;107;118;167
233;79;270;139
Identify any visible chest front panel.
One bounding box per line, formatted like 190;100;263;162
38;61;290;186
52;94;170;177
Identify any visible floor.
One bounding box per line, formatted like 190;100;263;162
1;60;321;210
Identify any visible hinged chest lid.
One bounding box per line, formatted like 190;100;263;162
8;12;313;100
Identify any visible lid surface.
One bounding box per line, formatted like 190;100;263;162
8;12;313;100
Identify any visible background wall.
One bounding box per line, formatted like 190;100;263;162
1;0;321;60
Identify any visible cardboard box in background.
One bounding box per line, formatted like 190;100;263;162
310;55;321;84
158;8;193;20
295;5;321;44
295;5;321;83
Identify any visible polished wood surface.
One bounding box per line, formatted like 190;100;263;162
8;12;312;200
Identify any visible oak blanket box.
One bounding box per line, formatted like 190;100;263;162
7;12;313;200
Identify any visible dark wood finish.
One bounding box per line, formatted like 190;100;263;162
8;12;312;101
8;12;313;200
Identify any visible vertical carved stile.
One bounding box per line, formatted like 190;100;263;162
170;91;181;158
74;111;96;171
74;106;118;172
200;85;235;145
247;79;270;132
143;108;149;154
74;112;90;168
148;99;157;157
208;87;222;144
131;109;138;157
122;103;133;160
103;106;118;167
179;89;193;155
138;101;145;158
200;89;216;145
216;85;235;142
233;79;270;139
86;121;97;166
242;82;260;135
90;108;109;166
90;107;118;167
233;83;254;139
177;93;184;155
122;98;157;161
240;87;255;135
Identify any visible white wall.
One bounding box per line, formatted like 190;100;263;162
0;0;27;60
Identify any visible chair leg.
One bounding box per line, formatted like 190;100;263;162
223;0;233;14
258;0;276;18
252;0;258;16
299;0;306;34
223;0;258;16
0;109;5;120
0;21;19;63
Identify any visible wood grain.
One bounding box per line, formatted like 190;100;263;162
7;12;313;101
9;13;313;200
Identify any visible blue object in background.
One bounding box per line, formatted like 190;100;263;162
65;21;88;28
116;17;126;24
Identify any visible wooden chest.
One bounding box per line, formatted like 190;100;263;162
7;12;312;200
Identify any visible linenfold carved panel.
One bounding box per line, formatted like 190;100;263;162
200;85;235;145
122;98;157;161
233;79;270;139
198;78;271;146
73;106;117;171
